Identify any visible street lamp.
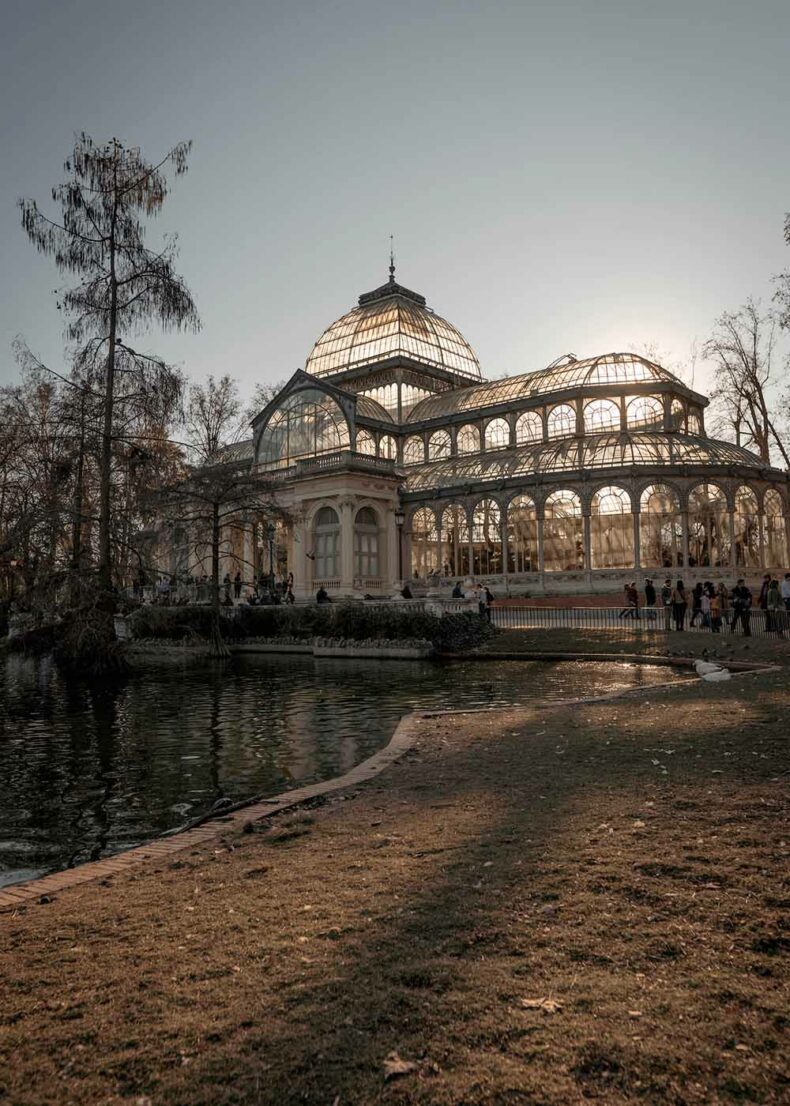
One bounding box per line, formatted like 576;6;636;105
394;508;405;583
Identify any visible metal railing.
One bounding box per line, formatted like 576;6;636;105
490;604;789;639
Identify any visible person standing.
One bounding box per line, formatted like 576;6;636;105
644;579;657;609
689;582;704;626
671;579;687;631
731;578;752;636
700;587;712;630
781;572;790;613
483;585;494;622
661;577;673;631
767;578;785;637
233;570;242;600
710;589;722;633
618;582;640;620
759;572;772;631
717;581;730;629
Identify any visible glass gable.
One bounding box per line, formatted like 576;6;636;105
258;388;350;469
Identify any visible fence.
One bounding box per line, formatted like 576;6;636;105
490;604;787;639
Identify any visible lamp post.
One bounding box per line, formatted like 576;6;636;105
394;508;405;584
267;521;276;594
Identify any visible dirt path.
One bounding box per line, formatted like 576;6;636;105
1;637;787;1105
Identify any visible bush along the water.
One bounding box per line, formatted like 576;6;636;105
127;602;495;652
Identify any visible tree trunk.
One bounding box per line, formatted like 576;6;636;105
210;501;229;658
70;397;86;607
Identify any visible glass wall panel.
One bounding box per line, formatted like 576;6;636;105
410;507;441;577
456;424;481;455
688;411;702;435
733;486;760;568
403;436;425;465
440;504;470;578
688;483;730;568
547;404;576;440
584;399;620;434
428;429;451;459
543;490;584;571
627;395;663;429
590;485;633;568
313;506;340;579
640;484;682;568
355;428;376;455
354;507;379;578
485;418;510;450
515;410;542;444
471;499;503;575
259;389;350;468
379;434;397;460
506;495;537;573
763;489;788;567
670;399;686;431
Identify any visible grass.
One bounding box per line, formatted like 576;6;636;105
0;631;787;1105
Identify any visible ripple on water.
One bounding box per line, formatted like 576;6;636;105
0;653;683;885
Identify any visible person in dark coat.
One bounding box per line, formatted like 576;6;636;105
731;578;752;636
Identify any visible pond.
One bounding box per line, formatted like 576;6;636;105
0;653;683;886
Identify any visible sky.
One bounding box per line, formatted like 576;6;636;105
1;0;789;402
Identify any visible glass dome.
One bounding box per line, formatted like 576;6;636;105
305;275;481;380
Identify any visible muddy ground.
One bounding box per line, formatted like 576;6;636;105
0;630;787;1105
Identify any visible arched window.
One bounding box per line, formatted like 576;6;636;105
627;395;663;429
688;411;702;435
763;489;788;567
584;399;620;434
428;429;451;459
403;436;425;465
547;404;576;440
440;504;470;578
410;507;440;578
590;486;633;569
670;399;686;431
485;418;510;450
640;484;682;568
515;410;543;444
733;486;760;568
354;506;379;578
355;428;376;455
543;490;584;571
506;495;537;573
472;499;503;575
313;506;340;580
456;424;480;455
688;483;730;568
379;434;397;460
258;389;350;468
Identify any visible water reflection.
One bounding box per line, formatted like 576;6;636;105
0;654;681;886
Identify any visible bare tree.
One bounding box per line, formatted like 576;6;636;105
703;301;789;466
185;375;245;464
19;134;199;591
774;212;790;331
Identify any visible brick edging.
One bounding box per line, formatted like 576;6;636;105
0;712;422;913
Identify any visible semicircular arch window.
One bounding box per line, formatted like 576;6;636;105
440;504;470;578
543;489;584;571
584;399;620;435
627;395;663;430
428;429;451;460
763;488;788;567
379;434;397;460
410;507;440;578
639;484;682;568
403;436;425;465
472;499;502;575
258;389;350;469
313;506;340;580
456;424;480;455
733;486;760;568
590;485;633;569
688;483;730;568
485;418;510;451
355;428;376;455
506;494;537;573
515;411;543;444
547;404;576;440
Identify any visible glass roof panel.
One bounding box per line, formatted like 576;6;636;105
305;287;481;379
404;432;766;492
407;353;686;423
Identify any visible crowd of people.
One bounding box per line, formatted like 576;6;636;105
619;573;790;636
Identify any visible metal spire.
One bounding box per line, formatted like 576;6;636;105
389;234;395;283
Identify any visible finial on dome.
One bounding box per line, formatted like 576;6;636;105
389;234;395;283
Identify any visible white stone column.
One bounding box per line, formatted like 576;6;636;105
339;498;356;592
632;510;641;570
583;513;592;571
388;512;400;586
